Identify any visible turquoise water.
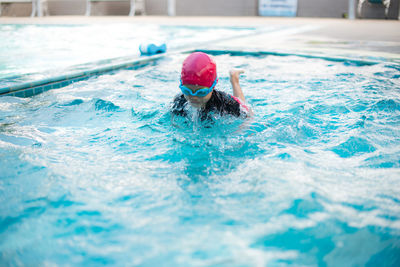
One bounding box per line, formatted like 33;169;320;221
1;53;400;266
0;24;256;80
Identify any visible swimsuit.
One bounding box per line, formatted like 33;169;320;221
171;90;249;120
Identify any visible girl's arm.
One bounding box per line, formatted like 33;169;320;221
230;69;246;103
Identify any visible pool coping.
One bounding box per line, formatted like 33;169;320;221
1;46;399;98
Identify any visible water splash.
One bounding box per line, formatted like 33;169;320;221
1;54;400;266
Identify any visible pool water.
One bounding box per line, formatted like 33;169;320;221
0;24;257;80
1;53;400;266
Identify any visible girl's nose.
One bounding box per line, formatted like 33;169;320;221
188;95;200;100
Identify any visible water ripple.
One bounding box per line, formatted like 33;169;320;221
1;53;399;266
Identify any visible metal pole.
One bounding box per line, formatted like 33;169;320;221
31;0;38;17
85;0;90;16
38;0;43;17
398;0;400;20
129;0;135;16
168;0;175;16
348;0;355;19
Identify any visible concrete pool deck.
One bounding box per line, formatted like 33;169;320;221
1;16;400;63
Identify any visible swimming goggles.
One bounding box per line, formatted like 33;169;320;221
179;78;217;97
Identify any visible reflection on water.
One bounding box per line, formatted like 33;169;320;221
1;54;400;266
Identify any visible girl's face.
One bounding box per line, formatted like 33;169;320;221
182;84;213;108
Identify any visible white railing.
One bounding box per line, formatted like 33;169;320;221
0;0;48;17
357;0;391;18
85;0;145;16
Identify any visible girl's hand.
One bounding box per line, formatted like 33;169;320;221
229;69;245;85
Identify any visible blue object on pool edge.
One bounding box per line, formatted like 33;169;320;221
139;43;167;55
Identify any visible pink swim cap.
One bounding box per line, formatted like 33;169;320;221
181;52;217;87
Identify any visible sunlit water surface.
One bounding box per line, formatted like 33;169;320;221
1;54;400;266
0;23;256;80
